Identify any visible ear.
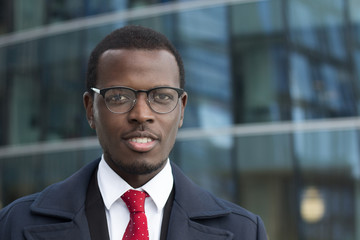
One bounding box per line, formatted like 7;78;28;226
178;92;188;128
83;91;96;129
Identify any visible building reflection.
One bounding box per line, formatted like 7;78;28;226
0;0;360;239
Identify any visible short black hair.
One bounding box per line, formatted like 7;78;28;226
86;25;185;94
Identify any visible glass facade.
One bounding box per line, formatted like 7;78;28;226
1;0;360;239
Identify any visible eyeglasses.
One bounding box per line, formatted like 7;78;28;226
91;86;185;114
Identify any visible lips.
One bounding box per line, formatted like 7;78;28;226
123;131;159;152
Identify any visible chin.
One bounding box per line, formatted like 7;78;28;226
121;162;164;175
106;151;167;175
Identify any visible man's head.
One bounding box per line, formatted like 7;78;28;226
86;25;185;93
83;26;187;188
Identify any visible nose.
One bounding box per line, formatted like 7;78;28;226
127;93;155;124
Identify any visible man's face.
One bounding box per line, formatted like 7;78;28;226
84;49;187;186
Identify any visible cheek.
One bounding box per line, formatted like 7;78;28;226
162;115;182;143
93;104;120;140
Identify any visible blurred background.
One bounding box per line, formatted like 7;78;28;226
0;0;360;239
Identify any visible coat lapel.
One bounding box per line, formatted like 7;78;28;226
23;159;100;240
167;202;233;240
23;215;90;240
168;163;234;240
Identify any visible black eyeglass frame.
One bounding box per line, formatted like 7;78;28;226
91;86;185;114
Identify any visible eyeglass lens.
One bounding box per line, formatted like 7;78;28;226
104;87;180;114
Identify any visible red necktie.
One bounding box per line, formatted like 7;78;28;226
121;190;149;240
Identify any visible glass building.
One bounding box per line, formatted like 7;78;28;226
1;0;360;239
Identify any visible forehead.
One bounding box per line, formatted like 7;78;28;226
97;49;180;89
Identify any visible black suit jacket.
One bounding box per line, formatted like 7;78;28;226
0;159;268;240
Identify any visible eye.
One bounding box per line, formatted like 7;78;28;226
107;94;126;102
152;92;175;104
105;93;132;105
155;93;173;101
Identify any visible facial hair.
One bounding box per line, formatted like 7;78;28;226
104;150;168;175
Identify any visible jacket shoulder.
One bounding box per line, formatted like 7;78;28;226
0;193;39;239
0;193;38;220
216;196;259;222
0;159;100;239
188;187;268;239
171;163;268;239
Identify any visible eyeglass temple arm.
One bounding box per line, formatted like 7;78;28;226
91;88;101;94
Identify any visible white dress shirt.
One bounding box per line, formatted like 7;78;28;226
97;155;174;240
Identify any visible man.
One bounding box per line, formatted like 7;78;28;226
0;25;268;240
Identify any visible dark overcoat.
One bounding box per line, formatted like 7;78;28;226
0;159;268;240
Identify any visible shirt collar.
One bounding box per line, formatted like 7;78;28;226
97;155;173;212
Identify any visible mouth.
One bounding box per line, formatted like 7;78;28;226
130;137;154;144
124;132;159;153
